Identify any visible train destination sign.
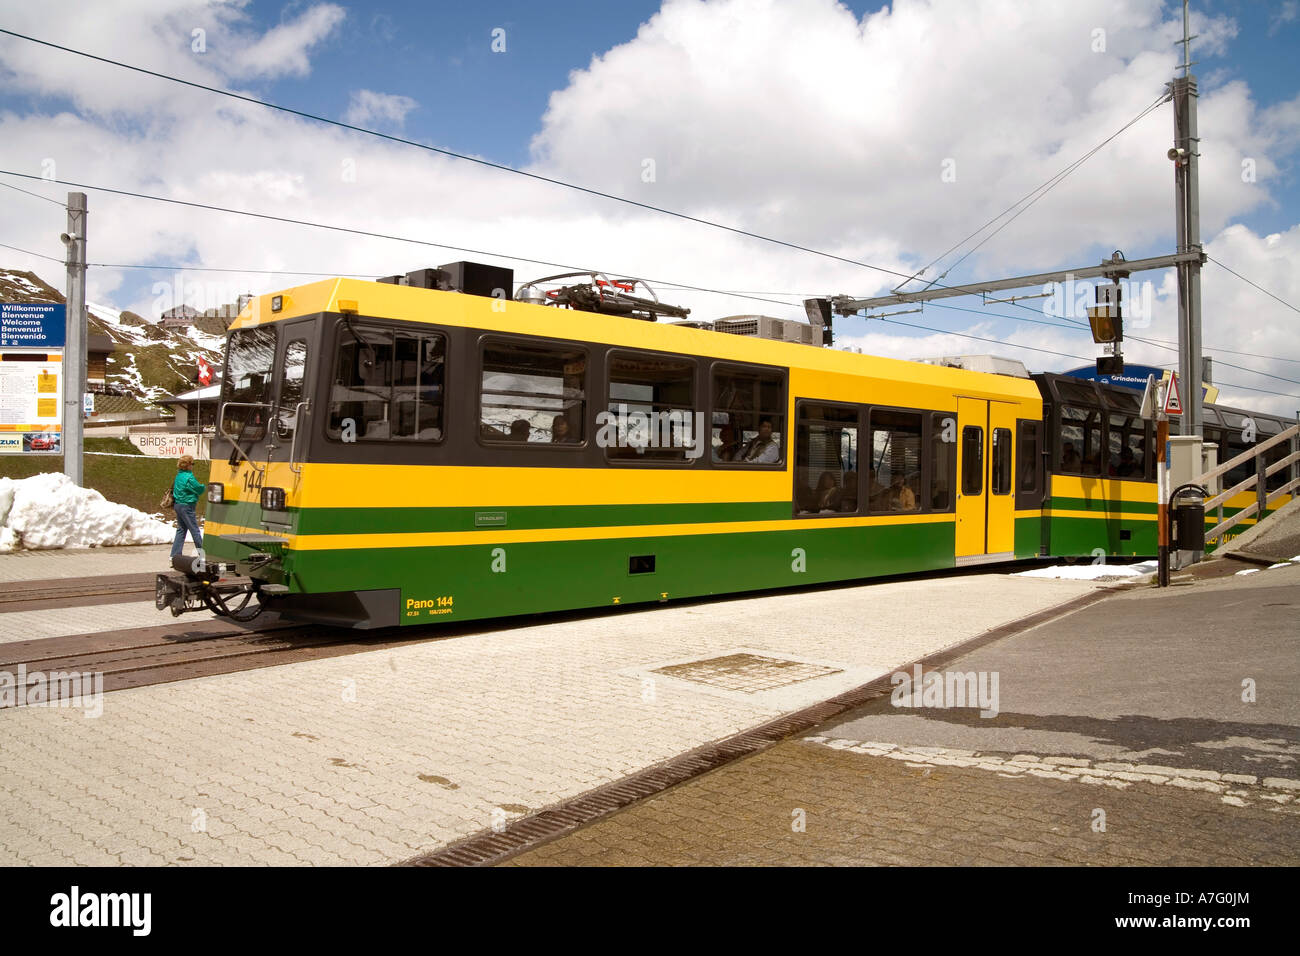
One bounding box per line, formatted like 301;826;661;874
0;302;67;349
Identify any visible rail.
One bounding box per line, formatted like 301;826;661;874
1196;422;1300;542
287;401;310;475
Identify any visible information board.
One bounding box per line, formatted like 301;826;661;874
0;350;64;455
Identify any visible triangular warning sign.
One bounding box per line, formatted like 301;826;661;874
1164;373;1183;415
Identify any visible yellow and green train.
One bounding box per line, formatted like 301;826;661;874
172;263;1296;628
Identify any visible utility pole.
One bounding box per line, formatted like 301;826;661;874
61;192;88;486
1171;0;1204;436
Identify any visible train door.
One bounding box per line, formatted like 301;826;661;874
986;402;1017;555
264;318;315;468
955;398;987;560
955;398;1017;564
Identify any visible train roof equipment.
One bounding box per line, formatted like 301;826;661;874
514;271;690;322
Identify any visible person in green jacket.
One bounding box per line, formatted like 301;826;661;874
171;454;206;559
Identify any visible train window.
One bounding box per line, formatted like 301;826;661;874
1107;414;1148;480
221;325;276;440
276;339;308;439
606;352;698;461
1059;404;1102;476
930;413;957;511
991;428;1013;495
1058;380;1101;407
712;367;784;465
1016;420;1040;494
1261;420;1293;493
326;325;446;442
480;342;586;445
1222;434;1254;488
1265;440;1291;493
961;426;983;496
795;403;858;516
867;410;922;512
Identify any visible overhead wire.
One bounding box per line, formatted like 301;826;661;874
1207;254;1300;315
0;178;66;206
0;28;930;287
0;240;64;263
1;32;1294;396
900;92;1170;292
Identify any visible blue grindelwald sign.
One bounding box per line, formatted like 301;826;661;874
1063;363;1165;392
0;302;67;349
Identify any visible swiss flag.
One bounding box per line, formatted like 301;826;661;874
197;356;213;386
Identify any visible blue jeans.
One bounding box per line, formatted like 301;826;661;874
172;502;203;558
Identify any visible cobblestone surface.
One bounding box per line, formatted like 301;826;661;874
505;740;1300;866
505;563;1300;867
0;543;182;584
0;600;177;643
0;570;1098;865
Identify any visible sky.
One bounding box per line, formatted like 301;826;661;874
1;0;1298;414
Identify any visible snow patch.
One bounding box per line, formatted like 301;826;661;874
0;473;174;552
1015;560;1158;581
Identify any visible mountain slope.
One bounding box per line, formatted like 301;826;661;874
1;268;225;403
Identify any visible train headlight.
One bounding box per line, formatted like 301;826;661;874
261;487;286;511
207;482;224;504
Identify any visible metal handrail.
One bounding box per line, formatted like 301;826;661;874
1206;473;1300;541
287;401;310;475
1195;423;1299;486
1202;449;1299;512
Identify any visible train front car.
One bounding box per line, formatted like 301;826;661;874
190;284;336;623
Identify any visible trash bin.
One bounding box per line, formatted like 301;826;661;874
1174;497;1206;551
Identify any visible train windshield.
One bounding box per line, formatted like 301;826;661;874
220;326;277;439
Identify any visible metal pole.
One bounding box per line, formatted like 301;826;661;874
1157;410;1170;587
62;192;87;486
1173;2;1204;437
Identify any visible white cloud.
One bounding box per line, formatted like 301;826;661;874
0;0;1297;417
227;4;346;80
343;90;419;129
1269;1;1298;37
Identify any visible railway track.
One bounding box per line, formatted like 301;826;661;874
0;573;158;613
0;555;1195;706
0;613;433;703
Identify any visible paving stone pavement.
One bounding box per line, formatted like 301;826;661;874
505;741;1300;866
0;571;1098;865
0;543;186;584
0;601;182;643
505;562;1300;867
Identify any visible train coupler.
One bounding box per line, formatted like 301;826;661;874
155;556;267;621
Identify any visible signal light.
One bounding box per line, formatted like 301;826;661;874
1087;307;1123;344
261;487;286;511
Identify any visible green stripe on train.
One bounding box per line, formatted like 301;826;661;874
1045;507;1280;557
212;521;959;623
209;499;797;535
1047;514;1160;557
1049;496;1160;515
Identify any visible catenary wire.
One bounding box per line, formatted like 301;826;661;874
902;93;1169;292
0;178;66;206
1207;255;1300;315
